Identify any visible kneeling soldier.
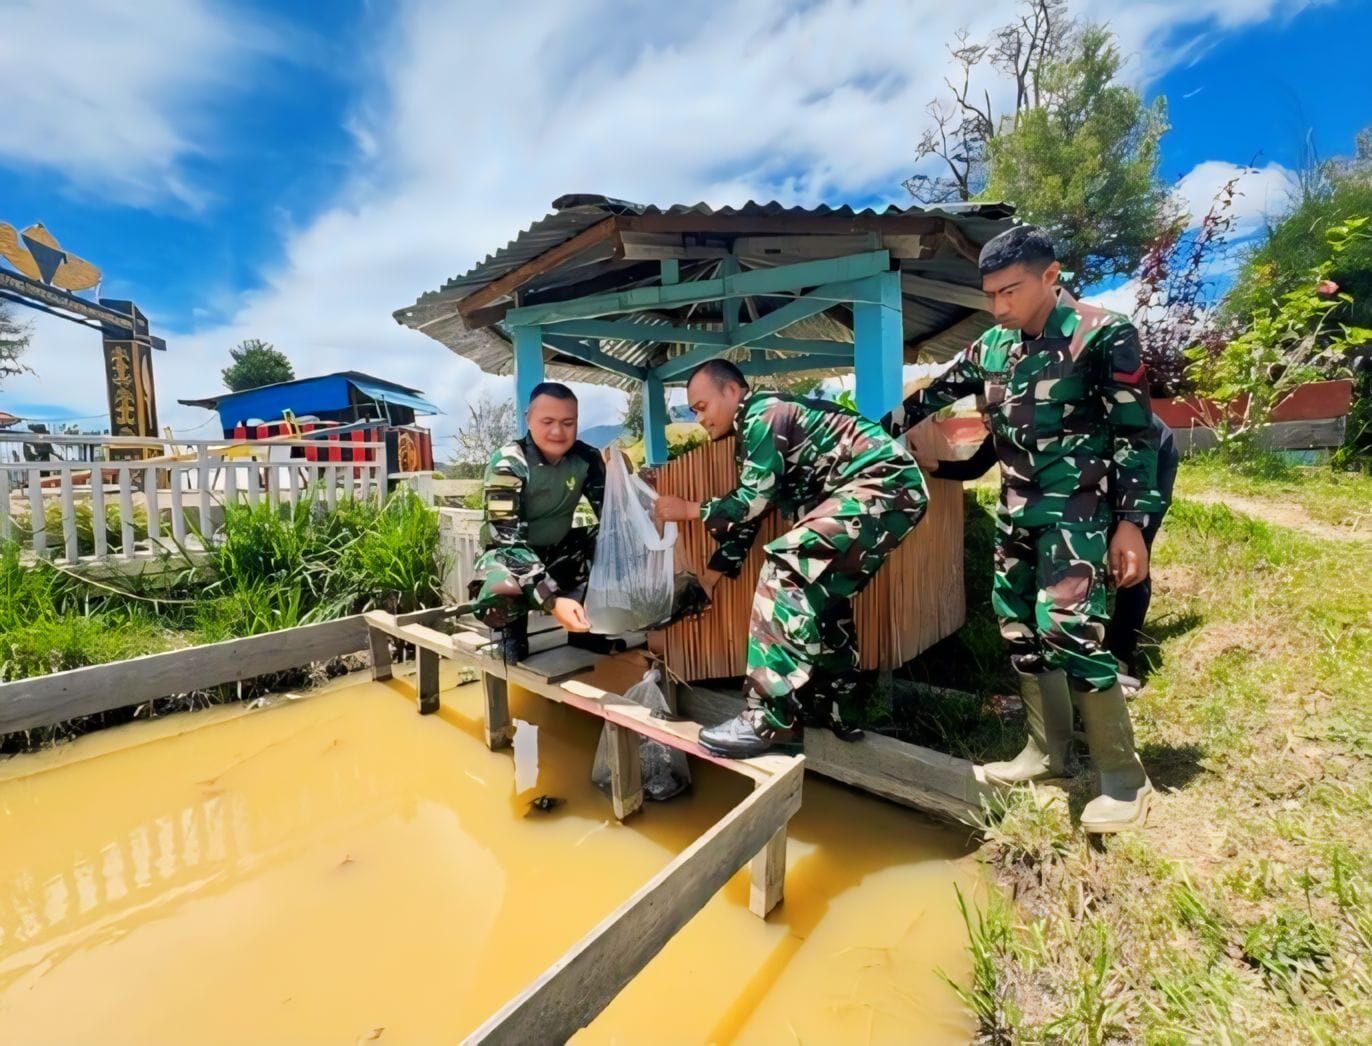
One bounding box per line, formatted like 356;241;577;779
466;383;604;661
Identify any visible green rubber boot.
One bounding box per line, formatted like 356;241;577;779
1074;680;1153;833
983;669;1073;786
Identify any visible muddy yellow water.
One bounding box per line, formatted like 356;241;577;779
0;667;978;1044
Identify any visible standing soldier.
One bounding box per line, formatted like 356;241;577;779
883;225;1162;833
465;383;605;661
653;360;928;758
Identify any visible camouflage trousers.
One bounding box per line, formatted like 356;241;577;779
993;511;1117;690
466;527;597;629
745;481;927;731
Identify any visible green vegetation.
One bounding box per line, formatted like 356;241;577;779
0;492;442;750
936;461;1372;1041
908;0;1176;288
1;298;32;386
221;337;295;392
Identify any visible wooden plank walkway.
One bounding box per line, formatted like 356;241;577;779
363;610;798;917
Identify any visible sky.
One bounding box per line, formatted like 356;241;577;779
1;0;1367;446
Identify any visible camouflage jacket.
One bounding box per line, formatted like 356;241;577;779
701;392;925;575
882;290;1163;528
480;436;605;604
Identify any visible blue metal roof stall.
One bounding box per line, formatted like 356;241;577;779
394;195;1016;465
180;370;439;434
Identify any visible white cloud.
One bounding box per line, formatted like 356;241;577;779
1172;160;1300;239
0;0;286;209
0;0;1319;446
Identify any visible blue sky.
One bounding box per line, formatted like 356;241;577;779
1;0;1367;439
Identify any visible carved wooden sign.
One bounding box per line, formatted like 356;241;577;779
0;222;102;292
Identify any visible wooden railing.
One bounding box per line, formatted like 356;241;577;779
0;433;387;565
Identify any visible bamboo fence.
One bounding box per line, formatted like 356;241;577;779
650;438;966;681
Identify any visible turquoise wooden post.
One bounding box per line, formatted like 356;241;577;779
510;325;545;434
643;374;669;466
852;270;904;421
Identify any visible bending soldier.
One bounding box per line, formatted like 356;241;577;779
883;225;1162;833
654;360;928;758
465;383;604;661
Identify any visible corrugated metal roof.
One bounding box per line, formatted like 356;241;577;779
416;194;1014;304
397;195;1019;388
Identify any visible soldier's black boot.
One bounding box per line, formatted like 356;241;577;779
698;706;794;759
497;616;529;663
1073;679;1152;833
983;668;1073;786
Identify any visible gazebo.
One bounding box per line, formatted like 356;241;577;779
395;194;1015;462
396;194;1017;684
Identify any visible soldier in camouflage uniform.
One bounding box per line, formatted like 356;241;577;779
654;359;928;758
465;383;605;661
882;225;1161;832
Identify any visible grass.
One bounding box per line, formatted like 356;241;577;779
0;492;443;752
1175;450;1372;530
940;459;1372;1042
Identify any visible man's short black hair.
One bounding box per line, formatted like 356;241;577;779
528;381;577;406
687;358;749;392
978;225;1058;277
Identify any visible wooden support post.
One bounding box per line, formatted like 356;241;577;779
483;672;514;749
417;646;440;714
368;628;393;682
511;325;545;435
643;373;669;467
853;268;904;421
748;822;788;918
605;721;644;821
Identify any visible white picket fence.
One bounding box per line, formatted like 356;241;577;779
0;433;389;566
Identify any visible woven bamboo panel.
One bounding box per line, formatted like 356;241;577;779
650;437;966;681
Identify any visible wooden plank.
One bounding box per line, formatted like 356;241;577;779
144;466;161;541
27;468;45;558
169;469;186;545
197;445;212;537
748;824;787;918
678;685;987;826
482;673;513;750
559;679;788;785
369;627;394;682
244;464;260;507
90;474;107;558
465;758;804;1045
605;721;644;821
0;617;370;734
457;217;621;318
941;220;982;262
417;647;440;714
900;272;990;311
0;466;11;543
518;644;602;683
59;468;78;563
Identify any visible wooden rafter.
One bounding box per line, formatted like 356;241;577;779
456;216;622;318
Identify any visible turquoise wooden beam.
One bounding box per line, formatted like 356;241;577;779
653;275;878;382
751;336;853;355
736;355;852;377
643;374;669;466
720;256;740;335
660;259;679;285
544;319;730;347
542;335;647;381
853;269;904;421
505;250;891;327
511;325;545;434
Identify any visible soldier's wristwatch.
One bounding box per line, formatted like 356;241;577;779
1116;512;1151;529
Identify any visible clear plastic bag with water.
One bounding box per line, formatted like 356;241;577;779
591;669;692;802
584;450;677;635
